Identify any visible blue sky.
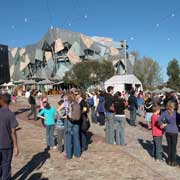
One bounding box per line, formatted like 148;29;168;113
0;0;180;81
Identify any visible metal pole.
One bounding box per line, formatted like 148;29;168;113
124;40;127;74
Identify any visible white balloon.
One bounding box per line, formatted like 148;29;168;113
84;15;88;19
25;18;28;23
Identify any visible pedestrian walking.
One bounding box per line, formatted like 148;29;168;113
0;93;19;180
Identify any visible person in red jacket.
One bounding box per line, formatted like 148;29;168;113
151;105;166;162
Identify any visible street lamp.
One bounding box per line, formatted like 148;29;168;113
120;40;128;74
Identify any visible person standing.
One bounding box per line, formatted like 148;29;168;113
151;105;164;161
137;93;144;116
65;93;81;159
27;90;37;120
114;92;126;145
128;90;138;126
38;101;57;150
56;100;66;153
75;91;89;152
144;94;153;130
0;93;19;180
96;90;106;126
158;101;179;166
104;86;115;144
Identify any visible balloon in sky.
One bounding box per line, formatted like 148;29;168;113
25;18;28;23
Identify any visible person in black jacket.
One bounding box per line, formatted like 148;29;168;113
114;92;126;145
27;90;37;120
104;86;115;144
128;90;138;126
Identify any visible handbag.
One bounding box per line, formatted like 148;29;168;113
81;115;90;132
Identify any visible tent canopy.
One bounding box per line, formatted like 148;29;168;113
105;74;142;85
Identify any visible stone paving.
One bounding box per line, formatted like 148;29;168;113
10;96;180;180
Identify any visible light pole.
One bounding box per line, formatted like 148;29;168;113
120;40;128;74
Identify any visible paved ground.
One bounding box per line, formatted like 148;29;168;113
10;96;180;180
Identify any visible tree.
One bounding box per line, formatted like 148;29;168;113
167;58;180;90
63;60;114;89
133;56;163;89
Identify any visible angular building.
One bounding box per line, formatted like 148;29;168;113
8;28;134;81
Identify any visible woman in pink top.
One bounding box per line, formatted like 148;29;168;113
151;105;166;162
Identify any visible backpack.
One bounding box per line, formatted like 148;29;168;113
68;101;81;121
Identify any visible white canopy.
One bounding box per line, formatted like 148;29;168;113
104;74;143;93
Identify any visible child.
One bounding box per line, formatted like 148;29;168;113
38;101;57;150
57;100;66;153
151;105;165;162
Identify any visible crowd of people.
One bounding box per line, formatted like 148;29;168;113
0;86;180;179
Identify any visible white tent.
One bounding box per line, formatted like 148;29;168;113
104;74;143;93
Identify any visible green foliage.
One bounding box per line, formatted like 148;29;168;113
167;58;180;90
133;56;163;89
63;60;114;88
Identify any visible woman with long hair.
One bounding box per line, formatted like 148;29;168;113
158;101;179;166
65;92;81;159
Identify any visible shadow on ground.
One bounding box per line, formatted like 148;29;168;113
12;149;50;180
138;122;149;130
14;108;30;115
28;172;49;180
138;138;180;165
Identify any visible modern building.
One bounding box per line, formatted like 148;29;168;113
8;28;135;82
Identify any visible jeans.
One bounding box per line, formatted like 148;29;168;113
97;112;105;125
129;109;136;126
0;148;13;180
137;105;143;116
57;127;65;153
65;120;81;159
91;107;97;123
114;116;125;145
81;131;88;151
105;113;114;144
153;136;163;160
46;125;55;147
27;104;37;119
166;132;178;164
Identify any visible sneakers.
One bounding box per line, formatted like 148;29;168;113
50;146;57;151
